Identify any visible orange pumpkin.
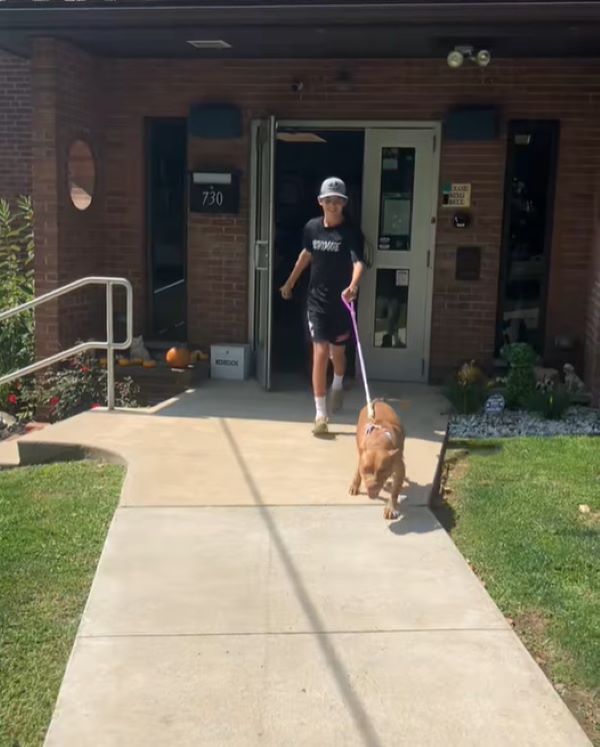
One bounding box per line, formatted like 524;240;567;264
166;347;191;369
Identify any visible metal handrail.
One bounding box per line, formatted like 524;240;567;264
0;276;133;410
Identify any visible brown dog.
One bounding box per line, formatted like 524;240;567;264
349;400;406;520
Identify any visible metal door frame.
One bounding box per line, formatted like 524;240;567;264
247;118;441;381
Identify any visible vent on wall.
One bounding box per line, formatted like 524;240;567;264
187;40;232;50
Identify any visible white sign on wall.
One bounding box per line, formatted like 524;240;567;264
442;183;471;208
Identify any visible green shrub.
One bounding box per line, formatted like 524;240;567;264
0;197;35;378
500;342;537;409
27;351;140;421
525;386;571;420
445;360;487;414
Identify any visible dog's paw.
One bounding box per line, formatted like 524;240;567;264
383;506;399;521
349;482;360;496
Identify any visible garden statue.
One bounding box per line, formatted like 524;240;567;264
563;363;586;394
130;335;152;362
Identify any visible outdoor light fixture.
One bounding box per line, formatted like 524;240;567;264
476;49;491;67
447;45;492;69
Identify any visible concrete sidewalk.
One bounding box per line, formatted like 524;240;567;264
0;381;591;746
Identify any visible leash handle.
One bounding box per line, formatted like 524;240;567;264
342;296;375;419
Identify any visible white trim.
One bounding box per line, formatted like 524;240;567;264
247;120;259;347
423;122;442;380
278;119;439;131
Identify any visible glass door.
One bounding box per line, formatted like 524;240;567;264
359;129;437;381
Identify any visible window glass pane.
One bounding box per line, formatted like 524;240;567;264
374;268;409;348
378;148;415;252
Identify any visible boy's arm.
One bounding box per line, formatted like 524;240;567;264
342;260;365;303
280;249;312;299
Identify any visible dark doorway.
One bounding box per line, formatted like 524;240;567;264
146;118;187;341
272;129;365;386
496;121;559;354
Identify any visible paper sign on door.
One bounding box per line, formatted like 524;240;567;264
396;270;409;287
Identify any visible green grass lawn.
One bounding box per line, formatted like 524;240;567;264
0;461;123;747
439;437;599;744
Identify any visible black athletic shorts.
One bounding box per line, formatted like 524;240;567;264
307;306;350;345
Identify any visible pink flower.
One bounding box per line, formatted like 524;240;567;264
49;396;60;408
80;365;91;374
7;393;17;405
91;403;102;410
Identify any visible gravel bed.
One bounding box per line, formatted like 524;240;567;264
449;406;600;439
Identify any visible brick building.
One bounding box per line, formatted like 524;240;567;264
1;0;600;401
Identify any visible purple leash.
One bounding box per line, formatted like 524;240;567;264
342;296;375;420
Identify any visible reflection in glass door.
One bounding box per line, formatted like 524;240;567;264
359;129;438;381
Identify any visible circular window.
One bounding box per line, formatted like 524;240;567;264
68;140;95;211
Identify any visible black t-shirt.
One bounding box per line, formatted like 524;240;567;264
302;217;364;314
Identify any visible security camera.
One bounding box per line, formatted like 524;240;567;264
291;80;304;93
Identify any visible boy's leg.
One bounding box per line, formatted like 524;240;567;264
312;342;329;400
312;342;329;433
308;309;331;433
329;327;350;413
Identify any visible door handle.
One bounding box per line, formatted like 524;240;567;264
255;240;269;271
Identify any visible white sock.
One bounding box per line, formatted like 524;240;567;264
332;374;344;391
315;396;327;419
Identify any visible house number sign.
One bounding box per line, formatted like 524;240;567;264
189;171;240;214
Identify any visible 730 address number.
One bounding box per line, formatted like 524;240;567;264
202;189;224;207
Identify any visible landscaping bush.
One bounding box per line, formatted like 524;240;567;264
26;351;140;421
526;385;571;420
445;360;488;414
0;197;35;378
2;353;140;426
500;342;537;409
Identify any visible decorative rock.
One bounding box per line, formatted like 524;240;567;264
449;405;600;439
0;411;16;429
568;391;592;406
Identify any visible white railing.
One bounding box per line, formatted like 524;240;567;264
0;276;133;410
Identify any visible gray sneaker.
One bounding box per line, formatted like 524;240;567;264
329;388;344;414
312;416;329;436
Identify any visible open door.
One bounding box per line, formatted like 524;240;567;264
250;117;276;389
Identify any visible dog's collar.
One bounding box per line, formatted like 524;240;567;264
365;423;393;442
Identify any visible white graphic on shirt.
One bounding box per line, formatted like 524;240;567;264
312;239;340;253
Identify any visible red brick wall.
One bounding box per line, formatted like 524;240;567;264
25;48;600;380
0;50;31;202
585;174;600;405
31;39;106;357
95;58;600;378
188;137;249;345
